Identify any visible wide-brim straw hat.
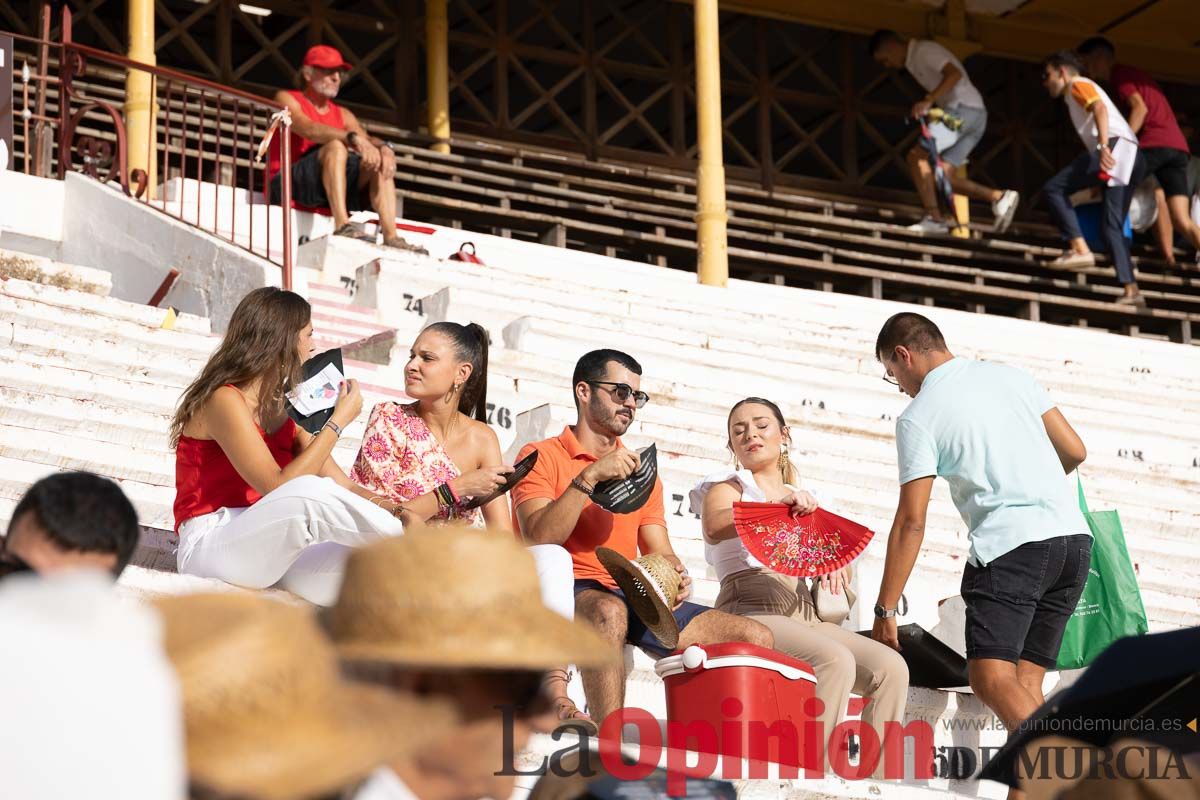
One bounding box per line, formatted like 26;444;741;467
155;593;456;800
328;527;617;671
596;547;682;651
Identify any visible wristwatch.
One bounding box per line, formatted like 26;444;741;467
873;595;909;619
346;130;359;148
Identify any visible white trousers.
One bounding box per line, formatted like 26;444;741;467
528;543;575;621
177;475;404;606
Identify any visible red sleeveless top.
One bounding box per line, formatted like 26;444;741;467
173;388;297;530
267;89;347;181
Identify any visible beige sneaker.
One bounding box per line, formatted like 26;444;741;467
1115;293;1147;308
1047;251;1096;271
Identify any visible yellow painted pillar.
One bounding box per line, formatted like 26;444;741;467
952;164;970;237
426;0;450;154
693;0;728;287
124;0;157;195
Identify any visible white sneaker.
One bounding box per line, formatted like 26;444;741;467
906;216;949;234
1047;251;1096;271
992;190;1019;233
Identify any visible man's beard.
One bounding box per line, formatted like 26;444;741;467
315;82;339;99
590;396;632;435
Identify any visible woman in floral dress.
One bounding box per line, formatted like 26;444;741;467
351;321;589;729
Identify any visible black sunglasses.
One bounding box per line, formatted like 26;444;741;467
587;381;650;409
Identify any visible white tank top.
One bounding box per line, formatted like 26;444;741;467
688;468;801;583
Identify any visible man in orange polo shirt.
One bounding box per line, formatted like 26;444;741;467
513;349;772;724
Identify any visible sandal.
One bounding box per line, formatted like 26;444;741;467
543;669;598;735
381;236;430;256
332;223;377;243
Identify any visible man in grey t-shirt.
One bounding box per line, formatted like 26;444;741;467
870;30;1020;235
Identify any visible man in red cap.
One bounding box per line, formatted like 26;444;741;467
269;45;424;252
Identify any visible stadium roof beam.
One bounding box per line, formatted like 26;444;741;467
675;0;1200;85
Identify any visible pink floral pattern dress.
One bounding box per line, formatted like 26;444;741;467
350;402;483;526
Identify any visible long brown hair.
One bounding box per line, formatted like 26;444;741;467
169;287;312;447
423;321;489;422
726;397;799;486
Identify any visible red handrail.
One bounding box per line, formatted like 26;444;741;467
5;6;294;291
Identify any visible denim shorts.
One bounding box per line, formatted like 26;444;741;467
939;104;987;167
574;579;710;658
960;534;1092;668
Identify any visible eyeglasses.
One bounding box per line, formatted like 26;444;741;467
587;381;650;409
882;371;900;387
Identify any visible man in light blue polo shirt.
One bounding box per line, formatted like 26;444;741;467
867;312;1091;734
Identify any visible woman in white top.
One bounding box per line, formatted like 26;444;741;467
690;397;908;775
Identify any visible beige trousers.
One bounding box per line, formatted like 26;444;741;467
716;568;909;776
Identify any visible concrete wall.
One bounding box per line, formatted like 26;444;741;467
0;170;65;259
59;174;274;332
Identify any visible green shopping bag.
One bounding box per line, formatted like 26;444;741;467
1056;478;1149;670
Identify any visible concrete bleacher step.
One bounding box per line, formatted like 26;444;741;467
1;248;114;297
337;231;1200;371
0;456;177;530
489;347;1200;495
0;290;217;359
352;249;1200;422
1;275;211;335
500;351;1200;480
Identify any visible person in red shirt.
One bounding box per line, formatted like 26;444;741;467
511;349;772;724
269;45;424;252
1078;37;1200;267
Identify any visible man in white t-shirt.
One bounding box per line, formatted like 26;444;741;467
870;312;1093;736
870;30;1019;234
1041;50;1148;305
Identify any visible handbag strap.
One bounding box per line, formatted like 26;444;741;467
1076;474;1091;515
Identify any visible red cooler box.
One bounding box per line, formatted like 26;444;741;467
654;642;817;770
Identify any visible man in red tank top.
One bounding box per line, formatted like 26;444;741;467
269;45;425;252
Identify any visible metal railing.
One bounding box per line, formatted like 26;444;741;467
5;7;293;290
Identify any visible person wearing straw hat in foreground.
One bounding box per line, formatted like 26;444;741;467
327;528;615;800
512;349;772;725
154;592;455;800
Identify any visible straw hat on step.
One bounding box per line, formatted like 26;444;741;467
154;593;455;800
595;547;684;651
327;527;617;670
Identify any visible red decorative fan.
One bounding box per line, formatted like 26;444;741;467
732;502;874;577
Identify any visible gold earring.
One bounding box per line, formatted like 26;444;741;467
778;443;790;479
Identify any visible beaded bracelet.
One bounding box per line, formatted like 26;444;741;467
434;483;456;509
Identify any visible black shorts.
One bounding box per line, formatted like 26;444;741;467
1141;147;1190;198
268;145;368;211
960;534;1092;669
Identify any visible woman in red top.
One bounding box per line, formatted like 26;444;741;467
171;287;413;604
